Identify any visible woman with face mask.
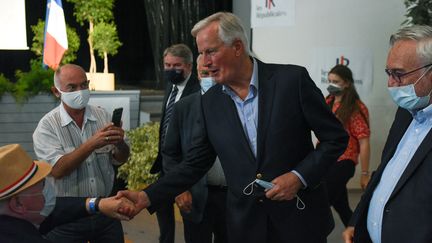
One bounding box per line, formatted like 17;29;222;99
324;65;371;227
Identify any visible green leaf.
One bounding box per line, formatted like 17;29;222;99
118;122;160;190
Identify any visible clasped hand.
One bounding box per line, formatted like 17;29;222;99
114;190;151;219
98;195;136;221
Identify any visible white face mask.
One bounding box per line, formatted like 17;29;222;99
200;77;216;93
57;88;90;109
388;67;432;111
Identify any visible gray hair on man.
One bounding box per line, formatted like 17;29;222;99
390;25;432;65
163;44;193;64
191;12;250;55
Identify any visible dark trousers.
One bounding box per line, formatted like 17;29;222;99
45;213;123;243
155;201;175;243
325;159;356;226
183;186;228;243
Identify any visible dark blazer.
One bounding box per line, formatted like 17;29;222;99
150;74;201;174
0;197;88;243
147;59;348;242
352;107;432;243
162;92;213;223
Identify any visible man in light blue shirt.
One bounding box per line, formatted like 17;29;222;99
344;25;432;243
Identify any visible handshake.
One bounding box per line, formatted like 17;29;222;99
101;190;150;221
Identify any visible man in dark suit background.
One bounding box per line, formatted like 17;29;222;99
119;12;348;243
150;43;201;243
163;55;228;243
343;25;432;243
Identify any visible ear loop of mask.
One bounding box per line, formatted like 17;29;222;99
242;180;256;196
416;65;432;97
242;179;305;210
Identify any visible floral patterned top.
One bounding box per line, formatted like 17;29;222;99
326;98;370;165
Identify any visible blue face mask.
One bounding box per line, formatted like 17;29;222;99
388;69;432;111
200;77;216;93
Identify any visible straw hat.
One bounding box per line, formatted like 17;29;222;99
0;144;52;200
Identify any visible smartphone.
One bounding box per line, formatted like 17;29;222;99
111;108;123;127
255;179;274;190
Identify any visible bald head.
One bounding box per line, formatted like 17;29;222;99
54;64;87;90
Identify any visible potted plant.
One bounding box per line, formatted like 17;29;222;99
117;122;160;191
66;0;122;90
0;19;80;103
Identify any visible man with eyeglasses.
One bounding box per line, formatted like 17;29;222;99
32;64;130;242
343;25;432;243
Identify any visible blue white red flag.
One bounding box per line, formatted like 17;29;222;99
43;0;68;70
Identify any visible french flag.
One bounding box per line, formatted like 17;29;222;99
43;0;68;70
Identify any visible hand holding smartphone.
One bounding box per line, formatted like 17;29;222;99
255;179;274;189
111;108;123;127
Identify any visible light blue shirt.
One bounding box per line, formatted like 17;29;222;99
367;104;432;243
222;59;259;157
222;59;307;186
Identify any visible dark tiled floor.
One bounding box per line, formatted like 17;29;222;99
122;190;363;243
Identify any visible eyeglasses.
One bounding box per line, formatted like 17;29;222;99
385;63;432;83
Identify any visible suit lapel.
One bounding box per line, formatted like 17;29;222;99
256;61;275;164
380;109;413;170
181;76;199;98
389;117;432;200
216;85;257;165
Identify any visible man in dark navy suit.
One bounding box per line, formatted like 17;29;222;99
149;43;201;243
343;25;432;243
163;55;228;243
119;12;347;243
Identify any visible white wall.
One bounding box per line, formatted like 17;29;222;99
234;0;406;189
0;0;28;49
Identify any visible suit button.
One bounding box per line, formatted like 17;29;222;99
258;199;264;203
256;173;262;179
385;208;390;213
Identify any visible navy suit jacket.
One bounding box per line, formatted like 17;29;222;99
0;197;89;242
352;107;432;243
150;74;201;174
146;59;348;242
162;92;212;223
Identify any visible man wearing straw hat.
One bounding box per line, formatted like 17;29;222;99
0;144;134;242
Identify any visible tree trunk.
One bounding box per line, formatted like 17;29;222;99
88;21;97;73
103;51;108;73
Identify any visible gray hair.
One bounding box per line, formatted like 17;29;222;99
163;44;193;64
390;25;432;65
191;12;250;55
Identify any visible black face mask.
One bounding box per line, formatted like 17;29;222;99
164;69;185;84
327;83;343;96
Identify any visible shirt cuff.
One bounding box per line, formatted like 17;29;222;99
291;170;308;188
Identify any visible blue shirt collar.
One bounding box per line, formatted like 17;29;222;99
222;58;259;97
411;104;432;123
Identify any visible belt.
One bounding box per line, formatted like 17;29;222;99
207;185;228;191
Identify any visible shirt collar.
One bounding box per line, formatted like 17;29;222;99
411;103;432;123
59;103;96;127
222;57;259;96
